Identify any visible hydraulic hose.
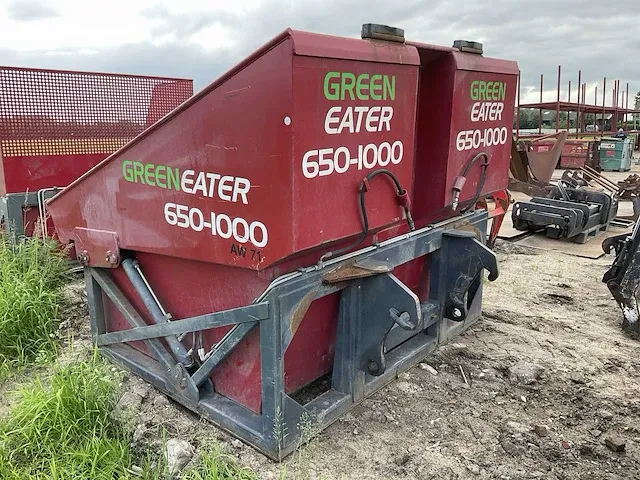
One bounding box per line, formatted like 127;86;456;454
320;169;414;263
452;152;490;213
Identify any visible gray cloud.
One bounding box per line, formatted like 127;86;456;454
0;41;231;90
1;0;639;101
142;4;239;38
7;0;59;22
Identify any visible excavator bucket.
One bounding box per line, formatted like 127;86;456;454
527;131;568;183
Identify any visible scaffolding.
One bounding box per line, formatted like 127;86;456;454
516;66;640;139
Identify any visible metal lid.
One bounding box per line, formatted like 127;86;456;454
361;24;405;43
453;40;483;55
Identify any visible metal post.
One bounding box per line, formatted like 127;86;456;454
626;82;629;130
617;80;620;130
603;77;607;133
613;82;618;131
577;70;581;134
556;65;561;132
594;86;598;135
569;79;573;132
516;71;521;139
582;84;586;133
539;74;543;134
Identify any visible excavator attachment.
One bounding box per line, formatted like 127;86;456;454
603;221;640;337
509;131;569;196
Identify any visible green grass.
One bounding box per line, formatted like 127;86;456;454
0;355;260;479
0;236;69;372
182;448;257;480
0;236;261;479
0;355;132;479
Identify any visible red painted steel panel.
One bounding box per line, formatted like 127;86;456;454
49;33;421;271
104;251;339;413
412;49;518;221
293;31;420;65
0;66;192;195
291;54;418;252
2;153;106;193
51;38;295;270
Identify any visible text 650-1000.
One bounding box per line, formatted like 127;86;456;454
302;140;403;179
164;202;268;248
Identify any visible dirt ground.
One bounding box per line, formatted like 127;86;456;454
95;237;639;480
8;176;640;479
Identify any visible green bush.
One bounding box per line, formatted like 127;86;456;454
0;236;69;369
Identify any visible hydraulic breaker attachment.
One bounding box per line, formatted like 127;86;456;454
603;221;640;337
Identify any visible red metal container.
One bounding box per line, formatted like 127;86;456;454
0;66;193;238
47;27;518;459
530;138;591;169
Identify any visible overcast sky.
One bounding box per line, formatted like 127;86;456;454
0;0;638;106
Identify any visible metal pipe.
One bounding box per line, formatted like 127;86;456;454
133;261;171;321
556;65;561;132
581;169;619;192
517;70;521;139
539;74;543;134
626;82;630;129
580;169;617;193
580;168;617;192
612;86;616;131
583;164;618;187
583;84;586;132
582;165;619;190
580;83;583;132
603;77;607;133
122;258;193;367
576;70;581;134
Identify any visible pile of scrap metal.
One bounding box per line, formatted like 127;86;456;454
509;131;568;196
512;178;618;243
617;174;640;199
564;166;639;222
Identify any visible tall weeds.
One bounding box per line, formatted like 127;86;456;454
0;236;69;370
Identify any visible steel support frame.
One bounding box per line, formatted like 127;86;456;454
85;211;495;460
